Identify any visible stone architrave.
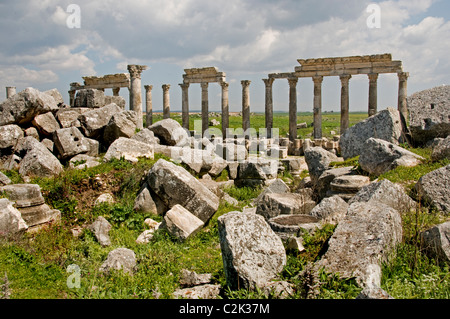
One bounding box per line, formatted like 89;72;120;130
127;64;147;130
179;83;189;130
241;80;251;137
340;74;351;134
263;78;274;138
288;77;298;142
312;76;323;139
162;84;171;119
368;73;379;117
144;85;153;127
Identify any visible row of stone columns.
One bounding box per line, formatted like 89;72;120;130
264;71;410;141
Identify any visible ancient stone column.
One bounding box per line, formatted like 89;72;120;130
179;83;190;130
241;80;251;137
263;78;274;138
127;64;147;130
162;84;171;119
68;90;76;107
6;87;16;99
288;77;298;142
221;82;229;139
144;85;153;127
368;73;378;117
112;87;120;96
398;72;409;121
313;76;323;139
201;82;209;135
339;74;351;134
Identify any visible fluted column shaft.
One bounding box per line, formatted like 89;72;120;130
340;74;351;134
313;76;323;139
288;77;298;142
144;85;153;127
263;78;274;138
162;84;171;119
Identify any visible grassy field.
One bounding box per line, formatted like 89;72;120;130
0;113;449;300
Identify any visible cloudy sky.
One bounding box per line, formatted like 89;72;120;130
0;0;449;113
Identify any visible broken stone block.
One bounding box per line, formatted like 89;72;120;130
41;138;54;152
327;175;371;201
0;198;28;236
415;164;450;214
43;88;64;106
420;221;450;264
309;195;349;225
359;138;424;175
339;107;403;160
304;147;339;183
0;124;23;149
99;248;136;275
18;137;63;178
32;112;60;136
103;110;138;146
55;108;89;128
162;204;204;241
24;127;39;140
431;136;450;162
88;216;112;247
256;192;316;220
78;103;122;138
68;154;100;170
74;89;106;108
268;214;320;240
172;284;221;299
131;128;159;145
146;159;219;223
94;193;115;206
133;185;158;215
179;269;212;288
53;127;90;160
103;137;154;163
218;211;286;290
0;172;11;186
148;118;190;147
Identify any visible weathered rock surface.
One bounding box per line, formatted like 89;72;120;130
218;211;287;290
408;85;450;145
253;178;290;205
133;185;158;215
349;179;416;213
68;154;100;170
0;124;23;149
162;204;204;241
327;175;370;201
256;192;316;220
313;166;357;201
18;137;63;178
99;248;136;274
0;172;11;186
94;193;115;206
359;138;424;175
88;216;112;247
268;214;320;240
179;269;212;288
172;284;221;299
356;286;395;299
0;87;59;126
78;103;122;138
32;112;60;136
74;89;106;108
304;147;339;183
53;127;90;160
43;88;64;106
309;195;349;225
55;108;88;128
131;128;159;145
235;158;278;187
415;165;450;214
339;107;403;160
431;136;450;162
420;221;450;264
148;118;189;147
146;159;219;223
103;110;138;146
317;202;403;287
0;198;28;236
103;137;154;163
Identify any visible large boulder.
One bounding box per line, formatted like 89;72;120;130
349;179;417;213
162;204;204;241
0;87;59;126
0;198;28;236
317;202;403;287
43;88;64;106
218;211;287;290
420;221;450;264
304;147;339;183
408;85;450;145
74;89;106;108
53;127;90;160
235;157;278;187
103;110;138;146
146;159;220;223
339;107;403;160
103;137;154;163
18;137;63;178
0;124;23;149
131;128;159;145
431;136;450;162
359;138;424;175
415;165;450;214
31;112;60;136
78;103;122;138
148;118;189;147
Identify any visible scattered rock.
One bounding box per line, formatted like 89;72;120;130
327;175;370;201
18;137;63;178
235;158;278;187
103;110;138;146
431;136;450;162
99;248;136;275
339;107;403;160
304;147;339;183
309;195;349;225
148;118;189;147
0;124;23;149
146;159;220;223
133;185;158;215
78;103;122;138
68;154;100;170
94;193;115;206
218;211;287;290
74;88;106;108
32;112;60;136
0;198;28;236
136;229;156;244
420;221;450;264
256;192;316;220
24;127;39;140
43;88;64;106
179;269;212;288
317;202;402;287
88;216;112;247
408;85;450;145
0;172;11;186
415;164;450;214
261;281;294;299
162;204;204;241
253;178;290;205
359;138;424;175
103;137;154;163
356;286;395;299
131;128;159;145
53;127;90;160
172;284;221;299
268;214;320;240
56;108;88;128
